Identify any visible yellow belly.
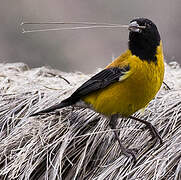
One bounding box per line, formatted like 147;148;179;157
82;44;164;117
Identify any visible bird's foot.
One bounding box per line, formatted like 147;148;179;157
129;116;163;145
121;148;138;163
145;123;163;145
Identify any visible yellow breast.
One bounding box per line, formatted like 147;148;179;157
83;42;164;117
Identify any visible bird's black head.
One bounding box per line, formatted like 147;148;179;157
128;18;161;63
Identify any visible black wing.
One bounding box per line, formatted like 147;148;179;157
69;65;130;102
30;65;130;116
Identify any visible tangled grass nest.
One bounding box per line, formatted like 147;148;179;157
0;62;181;180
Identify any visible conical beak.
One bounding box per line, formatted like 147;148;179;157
128;21;145;33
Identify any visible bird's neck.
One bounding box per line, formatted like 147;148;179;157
128;34;160;63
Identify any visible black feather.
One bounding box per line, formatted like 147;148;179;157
129;18;160;63
30;66;130;116
70;66;130;100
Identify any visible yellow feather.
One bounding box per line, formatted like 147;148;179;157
82;42;164;117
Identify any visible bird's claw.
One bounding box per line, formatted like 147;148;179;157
145;123;163;144
122;148;138;163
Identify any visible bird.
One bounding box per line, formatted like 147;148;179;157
30;18;164;162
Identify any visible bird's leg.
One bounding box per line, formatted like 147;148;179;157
109;114;137;162
129;115;163;144
163;81;171;90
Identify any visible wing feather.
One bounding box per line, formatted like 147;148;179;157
30;65;131;116
69;65;130;102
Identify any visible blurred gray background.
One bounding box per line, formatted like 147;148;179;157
0;0;180;73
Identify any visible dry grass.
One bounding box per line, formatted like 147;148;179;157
0;62;181;180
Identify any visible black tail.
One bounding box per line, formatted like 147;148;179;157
30;98;73;117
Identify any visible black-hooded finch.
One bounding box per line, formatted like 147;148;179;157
30;18;164;162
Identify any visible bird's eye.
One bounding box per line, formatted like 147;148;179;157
146;24;151;28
